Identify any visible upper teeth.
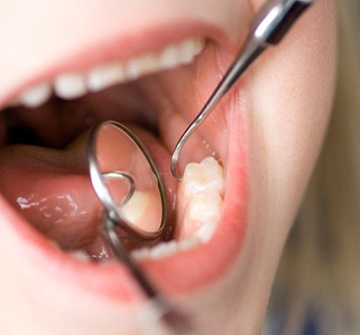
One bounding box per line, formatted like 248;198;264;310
13;37;204;108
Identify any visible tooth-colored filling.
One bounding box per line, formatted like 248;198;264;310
11;37;204;108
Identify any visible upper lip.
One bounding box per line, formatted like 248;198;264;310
0;16;231;109
0;15;248;302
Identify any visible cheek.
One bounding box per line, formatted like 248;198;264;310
247;0;336;227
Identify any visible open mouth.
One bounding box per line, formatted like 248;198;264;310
0;16;248;312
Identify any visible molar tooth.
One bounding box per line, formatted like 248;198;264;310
18;82;51;108
184;192;222;241
188;192;222;223
182;157;224;197
178;38;204;64
54;72;87;99
178;157;225;242
194;37;205;54
194;219;217;243
86;62;126;92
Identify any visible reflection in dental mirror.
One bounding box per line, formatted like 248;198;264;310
88;123;194;334
87;121;167;240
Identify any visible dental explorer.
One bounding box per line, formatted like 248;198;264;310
171;0;316;179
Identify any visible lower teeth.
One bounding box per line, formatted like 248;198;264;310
70;156;225;263
131;156;224;261
0;111;224;262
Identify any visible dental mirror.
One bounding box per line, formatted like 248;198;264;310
87;122;194;334
87;121;167;241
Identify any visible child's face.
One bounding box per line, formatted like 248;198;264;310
0;0;336;334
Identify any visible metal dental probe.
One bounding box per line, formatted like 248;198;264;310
171;0;316;179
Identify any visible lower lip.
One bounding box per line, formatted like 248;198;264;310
0;95;247;303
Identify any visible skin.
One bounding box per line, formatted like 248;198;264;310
0;0;336;334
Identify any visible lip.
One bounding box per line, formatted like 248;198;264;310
0;15;248;304
0;19;232;109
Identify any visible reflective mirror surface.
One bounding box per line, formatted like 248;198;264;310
87;121;166;239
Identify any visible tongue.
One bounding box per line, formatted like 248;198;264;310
0;127;177;257
0;140;105;252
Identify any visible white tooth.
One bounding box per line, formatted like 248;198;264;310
132;242;176;261
54;72;87;99
178;38;204;64
18;82;51;108
178;236;202;250
159;43;180;69
188;192;222;223
182;157;224;197
193;37;205;55
87;62;126;92
179;157;224;241
131;247;152;261
14;37;204;107
121;191;150;225
149;241;178;259
178;39;197;64
184;192;222;242
194;219;217;243
68;250;90;262
125;53;158;80
131;237;202;261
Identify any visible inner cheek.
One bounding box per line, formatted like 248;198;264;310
153;41;233;171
